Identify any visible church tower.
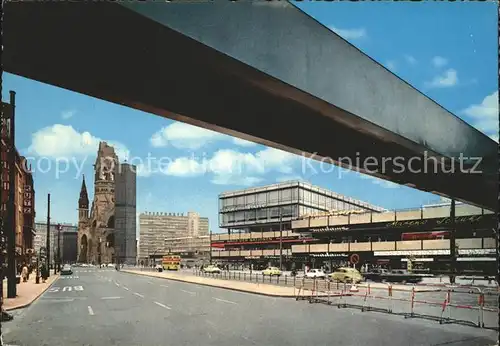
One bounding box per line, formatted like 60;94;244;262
78;175;89;223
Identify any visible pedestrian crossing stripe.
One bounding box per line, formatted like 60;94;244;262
60;276;79;279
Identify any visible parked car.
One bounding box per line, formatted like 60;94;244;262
382;270;423;284
305;269;326;279
202;265;222;274
61;264;73;276
363;268;391;282
262;267;282;276
329;267;363;283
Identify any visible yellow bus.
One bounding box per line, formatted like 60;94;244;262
162;255;181;271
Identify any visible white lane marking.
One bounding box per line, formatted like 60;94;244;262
115;282;120;287
154;301;172;310
213;297;237;305
39;298;75;303
160;284;169;288
88;306;94;315
180;289;196;295
147;281;153;284
134;292;144;298
123;287;130;291
206;320;216;327
101;296;122;300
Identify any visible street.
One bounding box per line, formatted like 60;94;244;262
2;268;498;346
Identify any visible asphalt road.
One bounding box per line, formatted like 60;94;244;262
2;268;498;346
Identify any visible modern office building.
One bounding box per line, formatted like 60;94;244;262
114;162;137;265
290;202;497;274
61;230;78;263
219;180;385;231
212;202;497;274
215;181;385;269
138;211;209;264
34;222;77;265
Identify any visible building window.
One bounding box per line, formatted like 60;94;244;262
257;208;267;220
246;193;256;204
281;188;291;202
236;196;245;207
270;207;281;219
257;193;266;204
245;210;256;221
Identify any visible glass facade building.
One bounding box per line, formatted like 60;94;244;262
219;181;385;231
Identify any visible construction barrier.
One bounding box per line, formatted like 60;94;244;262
296;282;499;331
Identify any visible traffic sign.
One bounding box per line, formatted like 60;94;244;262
349;253;360;265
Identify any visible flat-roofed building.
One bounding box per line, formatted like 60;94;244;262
138;211;209;265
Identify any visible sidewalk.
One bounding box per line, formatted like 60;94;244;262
2;274;59;311
123;269;333;297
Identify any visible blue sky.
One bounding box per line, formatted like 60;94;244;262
2;2;497;234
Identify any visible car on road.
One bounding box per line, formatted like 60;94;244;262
306;269;326;279
202;265;222;274
382;270;424;284
329;267;363;283
61;264;73;276
363;268;391;282
262;267;282;276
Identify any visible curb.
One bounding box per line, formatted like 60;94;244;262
122;270;300;298
4;275;60;311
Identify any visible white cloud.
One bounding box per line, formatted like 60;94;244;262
145;147;300;186
425;68;458;88
462;91;499;135
385;61;397;71
27;124;129;161
61;110;76;120
150;122;223;150
150;122;260;149
329;26;367;40
431;56;448;68
404;55;417;65
232;137;257;147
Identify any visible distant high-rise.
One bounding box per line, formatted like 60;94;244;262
114;163;137;265
138;212;208;264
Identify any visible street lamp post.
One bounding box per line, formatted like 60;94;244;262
279;208;283;271
209;230;212;265
57;224;62;273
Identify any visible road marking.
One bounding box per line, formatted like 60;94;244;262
154;301;172;310
123;287;130;291
134;292;144;298
147;281;153;284
39;298;75;303
101;296;122;300
160;285;169;288
213;298;237;305
181;289;196;295
115;282;120;287
88;306;94;315
62;286;72;292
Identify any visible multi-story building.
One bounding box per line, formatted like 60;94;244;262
213;201;497;274
34;222;77;265
164;235;210;262
290;202;497;275
1;91;36;268
114;162;137;265
138;211;209;264
215;181;384;269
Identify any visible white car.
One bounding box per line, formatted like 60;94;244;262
107;263;115;268
305;269;326;279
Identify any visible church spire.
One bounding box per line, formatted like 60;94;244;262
79;174;89;210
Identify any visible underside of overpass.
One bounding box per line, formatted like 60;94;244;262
3;1;497;210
